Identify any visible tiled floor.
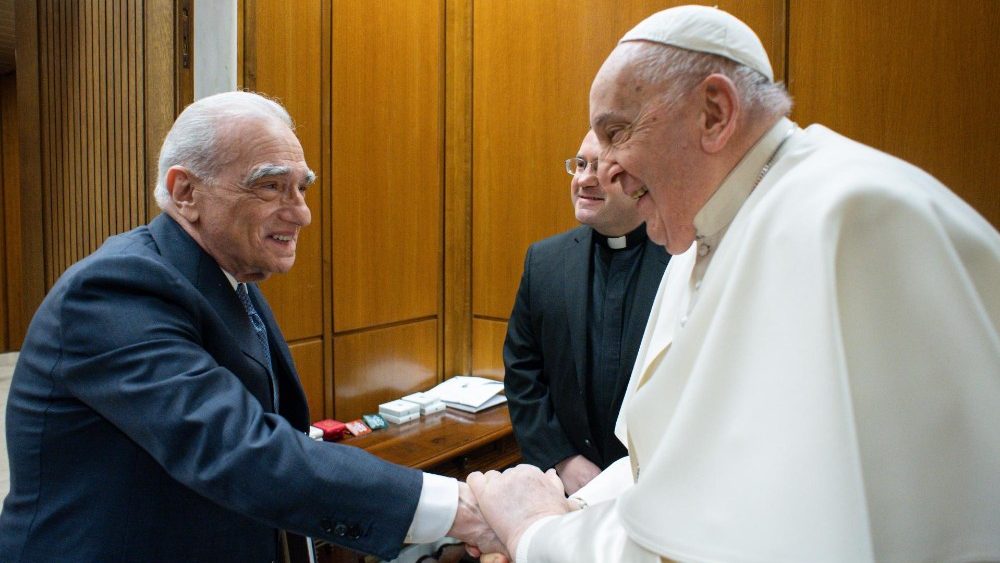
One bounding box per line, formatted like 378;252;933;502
0;352;17;504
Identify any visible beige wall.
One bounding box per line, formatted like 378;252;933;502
0;351;17;502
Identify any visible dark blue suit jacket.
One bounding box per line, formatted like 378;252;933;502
0;214;422;562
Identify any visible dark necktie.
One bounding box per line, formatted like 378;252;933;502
236;283;279;412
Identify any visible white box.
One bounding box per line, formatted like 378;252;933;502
418;400;446;415
401;392;438;407
401;392;446;415
379;399;420;418
380;411;420;425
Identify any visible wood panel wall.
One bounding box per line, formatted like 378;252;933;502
35;0;147;285
6;1;997;424
0;0;13;75
244;0;446;420
0;73;16;350
442;0;473;381
788;0;1000;228
469;0;786;376
237;0;999;421
244;0;329;421
4;0;182;351
329;0;444;420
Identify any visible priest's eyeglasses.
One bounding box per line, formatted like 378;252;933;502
564;156;599;176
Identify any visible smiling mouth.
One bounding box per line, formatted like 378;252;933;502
270;234;295;242
631;186;648;200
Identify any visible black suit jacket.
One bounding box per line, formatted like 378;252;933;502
504;225;669;470
0;214;422;562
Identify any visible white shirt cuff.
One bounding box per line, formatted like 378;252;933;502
404;473;458;543
514;514;559;563
573;456;632;506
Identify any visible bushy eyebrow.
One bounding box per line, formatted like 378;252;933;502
244;164;317;186
244;164;289;185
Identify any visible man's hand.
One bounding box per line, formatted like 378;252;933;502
554;454;601;495
446;482;508;558
466;464;572;557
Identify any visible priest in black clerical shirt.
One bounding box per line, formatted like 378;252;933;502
504;130;669;495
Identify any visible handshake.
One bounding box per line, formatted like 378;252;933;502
445;464;581;562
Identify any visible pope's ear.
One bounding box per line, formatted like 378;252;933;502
698;73;739;154
165;166;199;222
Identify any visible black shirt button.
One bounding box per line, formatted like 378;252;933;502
334;523;348;537
584;439;592;447
347;524;362;539
320;518;333;534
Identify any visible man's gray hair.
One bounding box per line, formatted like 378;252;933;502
154;91;294;208
629;42;792;120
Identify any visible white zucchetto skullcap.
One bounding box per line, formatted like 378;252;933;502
619;5;774;81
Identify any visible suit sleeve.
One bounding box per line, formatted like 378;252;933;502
55;254;422;560
503;246;578;469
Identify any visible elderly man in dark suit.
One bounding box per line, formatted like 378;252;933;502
0;91;494;562
504;130;668;495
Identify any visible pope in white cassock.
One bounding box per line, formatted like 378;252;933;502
467;5;1000;563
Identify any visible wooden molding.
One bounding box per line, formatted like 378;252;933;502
442;0;473;379
12;0;43;347
174;0;193;111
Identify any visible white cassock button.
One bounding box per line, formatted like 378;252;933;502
698;244;710;257
694;281;702;291
680;315;688;327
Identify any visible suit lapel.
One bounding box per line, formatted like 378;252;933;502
246;283;310;429
148;214;273;401
565;226;592;392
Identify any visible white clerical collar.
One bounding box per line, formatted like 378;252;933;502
221;269;240;291
694;117;796;245
593;224;648;250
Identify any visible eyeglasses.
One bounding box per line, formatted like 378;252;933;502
564;156;598;176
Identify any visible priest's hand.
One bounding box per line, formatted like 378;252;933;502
554;454;601;495
466;464;573;558
446;482;508;558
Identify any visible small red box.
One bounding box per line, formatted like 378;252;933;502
313;419;348;441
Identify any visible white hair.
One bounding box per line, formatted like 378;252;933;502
628;42;793;120
154;91;294;208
